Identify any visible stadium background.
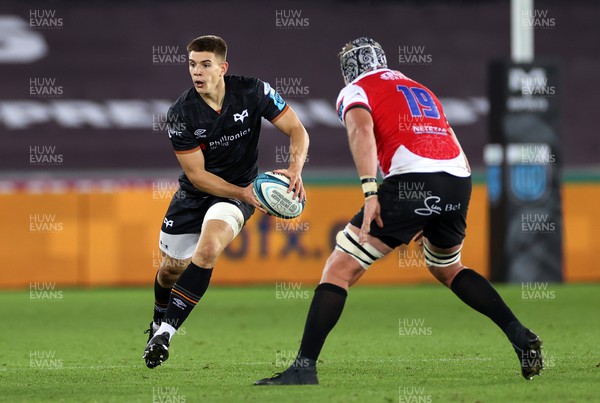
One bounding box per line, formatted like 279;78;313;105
4;2;600;402
1;0;599;288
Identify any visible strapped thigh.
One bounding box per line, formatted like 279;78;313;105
335;225;384;269
423;242;462;267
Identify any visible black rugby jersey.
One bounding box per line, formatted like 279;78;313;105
166;75;288;197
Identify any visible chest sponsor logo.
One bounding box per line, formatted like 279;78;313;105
208;127;252;150
233;109;249;123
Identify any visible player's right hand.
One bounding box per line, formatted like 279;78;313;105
241;184;269;215
272;168;306;202
359;197;383;244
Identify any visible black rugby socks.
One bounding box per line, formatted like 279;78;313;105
297;283;348;362
153;272;171;324
450;268;524;343
160;262;213;333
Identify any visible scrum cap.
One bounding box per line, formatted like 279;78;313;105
340;37;387;83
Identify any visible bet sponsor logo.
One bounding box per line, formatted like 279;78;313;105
414;196;461;216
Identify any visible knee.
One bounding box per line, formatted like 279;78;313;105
159;256;187;285
193;239;224;267
428;264;464;288
422;238;464;287
322;263;342;283
321;254;361;287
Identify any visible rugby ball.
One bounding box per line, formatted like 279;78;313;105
253;171;305;219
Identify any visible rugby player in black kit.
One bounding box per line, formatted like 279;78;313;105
143;35;309;368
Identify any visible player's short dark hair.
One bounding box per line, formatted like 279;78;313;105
187;35;227;61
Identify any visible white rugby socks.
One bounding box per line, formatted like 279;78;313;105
155;322;177;341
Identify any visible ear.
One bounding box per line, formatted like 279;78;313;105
220;61;229;76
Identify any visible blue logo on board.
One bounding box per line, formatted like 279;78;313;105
510;165;547;202
487;166;502;205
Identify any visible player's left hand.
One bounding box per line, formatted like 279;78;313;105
272;168;305;202
359;197;383;245
240;183;269;215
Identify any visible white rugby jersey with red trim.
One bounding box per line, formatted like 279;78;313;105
336;69;470;178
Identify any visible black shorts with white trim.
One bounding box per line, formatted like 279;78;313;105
349;172;471;249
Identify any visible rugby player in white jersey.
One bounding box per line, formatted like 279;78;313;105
255;37;542;385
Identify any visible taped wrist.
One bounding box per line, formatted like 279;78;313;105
360;176;378;199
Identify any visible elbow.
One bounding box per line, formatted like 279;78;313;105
294;123;309;142
348;125;373;140
291;124;310;149
186;170;206;190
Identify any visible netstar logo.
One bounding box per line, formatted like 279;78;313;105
380;70;405;80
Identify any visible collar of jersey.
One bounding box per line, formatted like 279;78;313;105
194;76;231;114
349;68;394;86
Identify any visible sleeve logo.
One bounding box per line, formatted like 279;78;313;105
167;125;182;138
269;88;286;111
263;81;272;95
337;101;344;122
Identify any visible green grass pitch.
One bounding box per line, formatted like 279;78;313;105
3;284;599;402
